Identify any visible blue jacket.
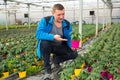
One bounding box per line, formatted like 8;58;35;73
36;16;72;59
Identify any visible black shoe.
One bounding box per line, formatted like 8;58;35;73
53;64;62;74
54;63;60;69
51;56;60;68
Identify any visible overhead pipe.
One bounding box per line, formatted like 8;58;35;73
8;0;47;7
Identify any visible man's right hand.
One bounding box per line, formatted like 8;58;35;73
71;48;77;51
54;34;67;42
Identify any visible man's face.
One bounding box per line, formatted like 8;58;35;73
53;9;65;23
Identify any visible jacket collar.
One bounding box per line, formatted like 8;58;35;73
49;16;68;28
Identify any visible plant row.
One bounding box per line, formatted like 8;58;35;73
59;24;120;80
0;24;103;79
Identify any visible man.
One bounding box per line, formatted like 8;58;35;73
36;3;78;74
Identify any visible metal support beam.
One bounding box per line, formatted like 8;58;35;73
4;0;8;30
95;0;99;37
79;0;83;48
42;6;45;17
102;0;112;8
109;8;112;26
28;4;30;28
102;3;105;30
73;1;75;21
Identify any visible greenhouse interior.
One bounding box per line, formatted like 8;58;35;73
0;0;120;80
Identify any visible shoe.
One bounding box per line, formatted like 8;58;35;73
52;64;63;74
54;63;60;69
51;56;60;68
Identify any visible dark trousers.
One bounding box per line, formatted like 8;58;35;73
40;40;78;70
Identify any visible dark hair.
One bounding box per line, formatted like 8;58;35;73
52;3;64;12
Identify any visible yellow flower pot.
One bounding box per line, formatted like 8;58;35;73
74;69;82;76
13;68;17;73
71;75;75;80
86;37;90;40
18;71;26;79
2;72;9;78
0;77;3;80
81;62;85;69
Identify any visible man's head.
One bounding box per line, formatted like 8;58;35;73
52;4;65;23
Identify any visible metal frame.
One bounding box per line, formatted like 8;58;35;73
0;0;120;43
102;0;120;8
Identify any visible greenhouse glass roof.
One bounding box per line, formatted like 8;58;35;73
0;0;120;9
0;0;120;14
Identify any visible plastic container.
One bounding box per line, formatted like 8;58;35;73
18;71;26;79
71;40;80;49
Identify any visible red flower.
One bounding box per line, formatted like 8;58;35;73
118;68;120;74
87;67;92;72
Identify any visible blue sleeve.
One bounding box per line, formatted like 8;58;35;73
36;18;54;41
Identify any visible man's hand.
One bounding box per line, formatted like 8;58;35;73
71;48;77;51
54;34;67;41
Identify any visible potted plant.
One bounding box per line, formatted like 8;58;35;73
71;31;81;49
1;61;10;79
0;73;3;80
25;53;37;67
0;65;3;80
17;61;27;79
12;58;20;72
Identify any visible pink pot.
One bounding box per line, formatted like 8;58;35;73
71;40;80;49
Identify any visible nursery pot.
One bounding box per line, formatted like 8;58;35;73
18;71;26;79
0;77;3;80
81;62;85;69
2;72;9;78
71;40;80;49
13;68;17;73
74;69;82;76
71;75;79;80
71;75;75;80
